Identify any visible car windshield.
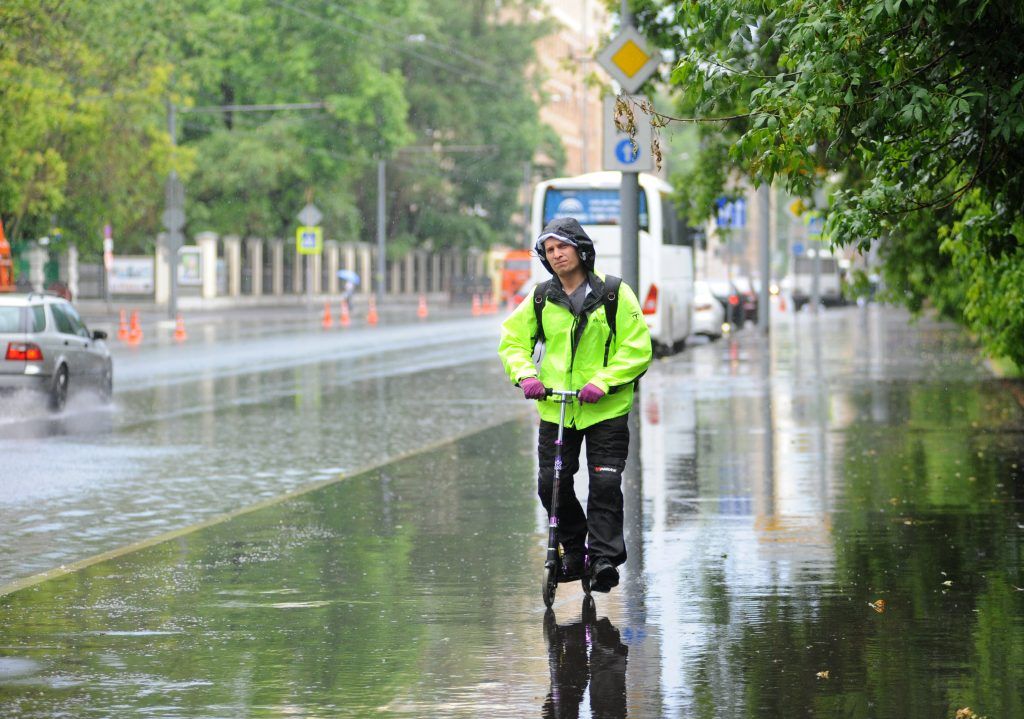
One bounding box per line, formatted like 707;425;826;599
0;306;24;333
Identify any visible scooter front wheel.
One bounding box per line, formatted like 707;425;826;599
542;566;557;608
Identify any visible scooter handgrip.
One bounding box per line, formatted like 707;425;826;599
544;388;554;397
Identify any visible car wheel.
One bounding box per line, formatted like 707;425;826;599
49;366;68;412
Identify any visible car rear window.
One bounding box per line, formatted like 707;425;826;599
0;307;24;333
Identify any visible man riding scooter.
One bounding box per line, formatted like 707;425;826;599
498;217;652;593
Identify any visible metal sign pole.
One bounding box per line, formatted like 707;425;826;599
758;183;771;332
168;103;178;319
619;0;639;295
163;102;187;319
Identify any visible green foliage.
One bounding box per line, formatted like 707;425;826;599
0;0;186;255
0;0;554;256
637;0;1024;364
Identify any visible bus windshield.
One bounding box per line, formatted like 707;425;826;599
543;188;648;230
794;256;838;274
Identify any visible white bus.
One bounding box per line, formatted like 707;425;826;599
529;171;695;354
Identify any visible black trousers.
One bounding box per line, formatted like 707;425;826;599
537;413;629;566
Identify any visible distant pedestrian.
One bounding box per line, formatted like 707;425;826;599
497;217;652;593
337;269;360;303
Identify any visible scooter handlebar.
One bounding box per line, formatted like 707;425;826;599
544;388;579;399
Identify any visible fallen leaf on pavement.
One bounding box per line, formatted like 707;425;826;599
869;599;886;613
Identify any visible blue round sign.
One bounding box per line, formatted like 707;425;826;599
614;138;640;164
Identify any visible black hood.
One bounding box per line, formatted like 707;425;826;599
534;217;596;274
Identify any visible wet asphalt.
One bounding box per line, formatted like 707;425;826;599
1;304;1022;718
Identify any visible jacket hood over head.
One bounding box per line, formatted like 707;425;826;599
534;217;596;274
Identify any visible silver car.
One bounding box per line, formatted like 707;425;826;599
0;293;113;410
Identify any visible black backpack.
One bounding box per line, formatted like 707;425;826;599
531;275;642;393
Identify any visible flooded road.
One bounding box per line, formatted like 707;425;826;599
0;316;523;585
1;306;1022;717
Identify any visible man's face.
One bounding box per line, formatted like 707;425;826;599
543;238;582;275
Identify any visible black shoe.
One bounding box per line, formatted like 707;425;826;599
590;559;619;593
558;549;585;583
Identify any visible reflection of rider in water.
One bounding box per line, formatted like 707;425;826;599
543;612;627;719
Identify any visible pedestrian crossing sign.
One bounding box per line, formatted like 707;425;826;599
296;226;323;255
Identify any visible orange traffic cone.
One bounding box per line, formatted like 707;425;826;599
173;313;188;342
366;296;379;326
321;301;333;329
778;294;787;312
471;294;482;316
484;295;496;314
127;310;143;346
417;294;428;319
339;299;351;328
117;309;129;342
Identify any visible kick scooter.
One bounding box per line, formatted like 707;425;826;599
541;388;593;609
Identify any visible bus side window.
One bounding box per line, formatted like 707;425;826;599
661;197;691;246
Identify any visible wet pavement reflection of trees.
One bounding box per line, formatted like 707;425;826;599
639;308;1024;718
0;307;1021;718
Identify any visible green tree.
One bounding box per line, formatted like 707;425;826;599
635;0;1024;364
0;0;183;255
1;0;558;259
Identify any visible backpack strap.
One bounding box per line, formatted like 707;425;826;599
601;275;621;366
532;279;551;350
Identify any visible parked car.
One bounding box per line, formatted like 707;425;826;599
732;276;759;322
704;279;745;329
0;293;112;411
692;281;725;338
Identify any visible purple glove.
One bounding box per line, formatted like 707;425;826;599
520;377;547;400
579;383;605;404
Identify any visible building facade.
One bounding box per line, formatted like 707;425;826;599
532;0;610;176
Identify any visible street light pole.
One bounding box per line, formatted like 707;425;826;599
162;99;328;317
166;102;180;320
376;158;386;306
523;161;532;248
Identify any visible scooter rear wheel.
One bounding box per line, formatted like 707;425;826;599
542;566;557;608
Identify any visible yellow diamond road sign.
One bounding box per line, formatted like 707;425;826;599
596;27;660;94
612;41;649;78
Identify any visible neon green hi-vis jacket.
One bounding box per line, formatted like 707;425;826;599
498;271;653;430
